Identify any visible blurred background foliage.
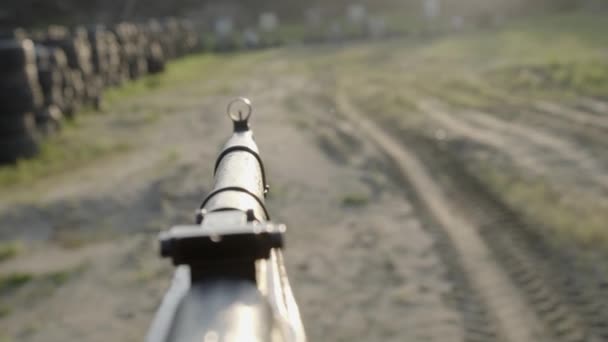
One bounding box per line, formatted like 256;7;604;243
1;0;606;29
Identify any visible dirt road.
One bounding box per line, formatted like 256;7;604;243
0;54;463;342
1;43;607;342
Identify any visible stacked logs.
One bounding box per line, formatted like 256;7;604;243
40;25;102;110
0;33;43;163
1;11;399;165
0;18;201;164
35;46;66;133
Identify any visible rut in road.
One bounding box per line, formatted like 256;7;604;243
416;100;546;173
419;78;608;163
576;98;608;115
464;107;608;190
417;99;608;194
533;101;608;131
404;133;607;342
426;75;608;131
333;92;550;342
274;83;467;342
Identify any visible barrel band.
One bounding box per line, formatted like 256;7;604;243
214;146;268;193
200;186;270;220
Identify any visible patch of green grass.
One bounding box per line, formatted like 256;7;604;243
135;262;169;283
104;54;226;105
511;11;608;49
105;50;270;105
0;125;130;189
0;273;33;295
487;59;608;98
0;266;83;317
102;56;213;104
18;323;38;338
322;67;418;123
0;266;82;318
165;149;180;163
141;110;162;124
44;269;76;287
104;75;165;105
0;305;11;318
341;193;369;207
412;11;608;65
473;163;608;248
0;242;22;263
329;11;608;104
53;229;111;250
419;80;496;109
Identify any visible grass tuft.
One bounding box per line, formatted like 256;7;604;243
0;273;33;294
472;163;608;248
0;129;130;189
342;193;370;207
0;306;11;318
486;59;608;98
0;242;22;263
45;269;76;287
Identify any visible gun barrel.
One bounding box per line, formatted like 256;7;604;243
148;99;306;342
200;128;269;222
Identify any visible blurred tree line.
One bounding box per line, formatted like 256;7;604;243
0;0;604;29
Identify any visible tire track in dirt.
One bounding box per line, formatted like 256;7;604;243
334;92;549;342
576;98;608;116
417;99;608;193
463;108;608;190
267;78;467;342
533;101;608;131
416;99;547;173
400;134;606;342
431;75;608;131
423;76;608;148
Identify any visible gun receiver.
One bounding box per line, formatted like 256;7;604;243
147;98;306;342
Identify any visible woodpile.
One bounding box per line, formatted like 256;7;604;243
0;36;43;163
0;18;201;164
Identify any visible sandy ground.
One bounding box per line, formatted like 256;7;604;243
0;57;463;342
